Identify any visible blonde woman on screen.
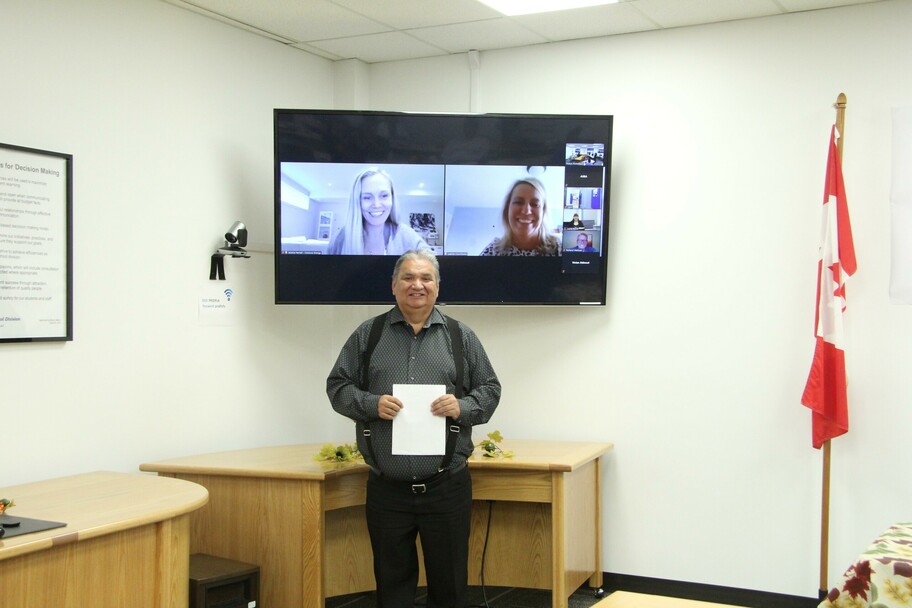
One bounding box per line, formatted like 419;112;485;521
479;176;560;256
328;168;430;255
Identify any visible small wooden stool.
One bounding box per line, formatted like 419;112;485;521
189;553;259;608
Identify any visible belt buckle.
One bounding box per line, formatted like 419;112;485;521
411;483;427;494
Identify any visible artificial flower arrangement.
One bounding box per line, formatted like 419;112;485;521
475;430;513;459
0;498;14;515
313;430;513;463
314;443;362;463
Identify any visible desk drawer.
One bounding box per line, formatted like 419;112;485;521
471;470;552;502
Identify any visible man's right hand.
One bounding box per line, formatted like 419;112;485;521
377;395;404;420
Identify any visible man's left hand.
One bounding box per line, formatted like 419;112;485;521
430;395;461;420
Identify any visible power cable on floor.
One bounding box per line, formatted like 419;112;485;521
469;500;496;608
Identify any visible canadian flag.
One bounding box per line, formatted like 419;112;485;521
802;125;857;449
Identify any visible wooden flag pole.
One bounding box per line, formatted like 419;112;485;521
820;438;831;600
820;92;847;600
836;92;847;157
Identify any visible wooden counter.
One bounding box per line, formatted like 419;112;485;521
0;471;209;608
141;439;612;608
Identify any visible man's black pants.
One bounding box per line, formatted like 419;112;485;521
366;466;472;608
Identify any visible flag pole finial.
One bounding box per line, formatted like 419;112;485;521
834;93;847;160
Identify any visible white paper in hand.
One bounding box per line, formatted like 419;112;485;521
391;384;446;455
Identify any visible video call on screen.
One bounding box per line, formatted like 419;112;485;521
274;110;612;304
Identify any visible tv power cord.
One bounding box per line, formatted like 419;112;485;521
470;500;496;608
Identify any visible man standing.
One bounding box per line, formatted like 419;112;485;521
327;249;501;608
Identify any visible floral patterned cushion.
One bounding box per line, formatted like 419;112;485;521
821;523;912;608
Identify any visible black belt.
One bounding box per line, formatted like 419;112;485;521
370;465;465;494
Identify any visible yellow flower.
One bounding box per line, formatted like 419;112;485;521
314;443;362;463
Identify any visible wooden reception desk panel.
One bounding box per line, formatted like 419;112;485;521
141;439;612;608
0;471;209;608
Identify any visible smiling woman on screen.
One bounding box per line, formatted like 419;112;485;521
328;167;430;255
479;176;561;256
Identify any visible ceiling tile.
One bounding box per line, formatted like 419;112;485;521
408;18;549;54
331;0;504;29
631;0;784;28
776;0;882;9
305;31;450;63
162;0;888;63
183;0;392;41
515;2;662;41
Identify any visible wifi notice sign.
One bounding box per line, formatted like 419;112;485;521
198;283;237;326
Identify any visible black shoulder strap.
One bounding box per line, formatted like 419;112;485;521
440;315;464;472
361;311;388;391
447;315;464;398
360;311;388;470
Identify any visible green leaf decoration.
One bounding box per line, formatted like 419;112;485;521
474;431;513;459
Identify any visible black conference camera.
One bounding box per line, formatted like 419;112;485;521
210;220;250;280
224;221;248;249
219;221;250;257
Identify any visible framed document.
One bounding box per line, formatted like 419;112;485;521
0;142;73;342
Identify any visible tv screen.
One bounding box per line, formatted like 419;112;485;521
274;110;612;305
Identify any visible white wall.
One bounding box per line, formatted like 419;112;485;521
3;0;911;600
1;0;345;481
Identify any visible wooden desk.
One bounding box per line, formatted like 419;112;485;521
0;471;209;608
141;439;612;608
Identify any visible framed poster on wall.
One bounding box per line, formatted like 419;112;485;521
0;142;73;343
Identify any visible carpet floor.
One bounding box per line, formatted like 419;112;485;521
327;587;744;608
326;585;607;608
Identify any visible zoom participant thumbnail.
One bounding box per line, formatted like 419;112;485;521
561;230;600;274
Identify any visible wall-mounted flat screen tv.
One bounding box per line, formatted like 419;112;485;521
274;109;612;305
